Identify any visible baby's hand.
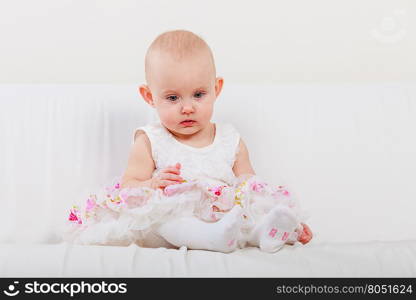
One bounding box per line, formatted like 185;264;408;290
151;163;184;190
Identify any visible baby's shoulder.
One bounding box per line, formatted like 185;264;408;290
218;122;240;138
133;129;149;143
132;130;152;154
132;122;164;144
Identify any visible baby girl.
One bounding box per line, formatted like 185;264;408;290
64;30;312;253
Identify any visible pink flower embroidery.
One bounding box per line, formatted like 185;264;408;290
120;190;149;207
269;228;278;238
272;186;290;198
105;182;121;194
163;180;197;197
86;195;97;212
207;185;229;199
68;206;82;224
250;181;266;192
282;232;289;241
209;185;225;196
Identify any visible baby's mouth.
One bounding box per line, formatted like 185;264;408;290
180;120;196;126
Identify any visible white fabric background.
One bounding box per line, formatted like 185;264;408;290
0;83;415;245
0;0;414;84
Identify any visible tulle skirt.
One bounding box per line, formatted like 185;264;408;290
62;174;308;246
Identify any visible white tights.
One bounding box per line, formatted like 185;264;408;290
156;204;300;253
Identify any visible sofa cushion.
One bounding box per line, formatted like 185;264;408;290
0;240;415;277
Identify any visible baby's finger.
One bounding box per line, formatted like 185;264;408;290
161;166;181;175
160;173;183;182
159;179;182;188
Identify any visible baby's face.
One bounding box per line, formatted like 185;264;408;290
142;51;222;137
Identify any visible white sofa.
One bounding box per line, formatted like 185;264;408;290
1;83;415;277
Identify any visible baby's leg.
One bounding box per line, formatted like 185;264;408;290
248;205;299;253
156;205;243;253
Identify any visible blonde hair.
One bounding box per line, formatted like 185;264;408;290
145;30;216;82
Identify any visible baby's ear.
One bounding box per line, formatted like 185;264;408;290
215;77;224;98
139;84;155;107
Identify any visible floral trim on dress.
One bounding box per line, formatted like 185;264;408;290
65;174;308;246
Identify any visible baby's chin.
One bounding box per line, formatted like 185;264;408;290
176;125;201;135
162;121;199;135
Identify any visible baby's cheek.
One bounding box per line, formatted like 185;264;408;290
159;111;178;127
198;105;214;123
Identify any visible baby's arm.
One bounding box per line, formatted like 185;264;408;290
120;131;156;189
232;138;256;177
120;131;183;189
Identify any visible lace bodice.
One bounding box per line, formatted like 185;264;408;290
132;122;241;186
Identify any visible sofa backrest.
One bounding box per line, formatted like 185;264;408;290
1;83;415;244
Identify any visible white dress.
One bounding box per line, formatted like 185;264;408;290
63;122;307;246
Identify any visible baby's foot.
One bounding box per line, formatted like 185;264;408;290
297;223;313;244
257;205;298;253
211;205;243;253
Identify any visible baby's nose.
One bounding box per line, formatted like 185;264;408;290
182;106;194;114
181;102;195;113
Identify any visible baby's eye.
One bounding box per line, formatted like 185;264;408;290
194;92;206;99
166;95;179;102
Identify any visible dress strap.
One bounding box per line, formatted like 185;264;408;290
216;123;241;167
131;123;171;169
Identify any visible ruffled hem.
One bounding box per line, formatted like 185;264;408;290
63;174;309;246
